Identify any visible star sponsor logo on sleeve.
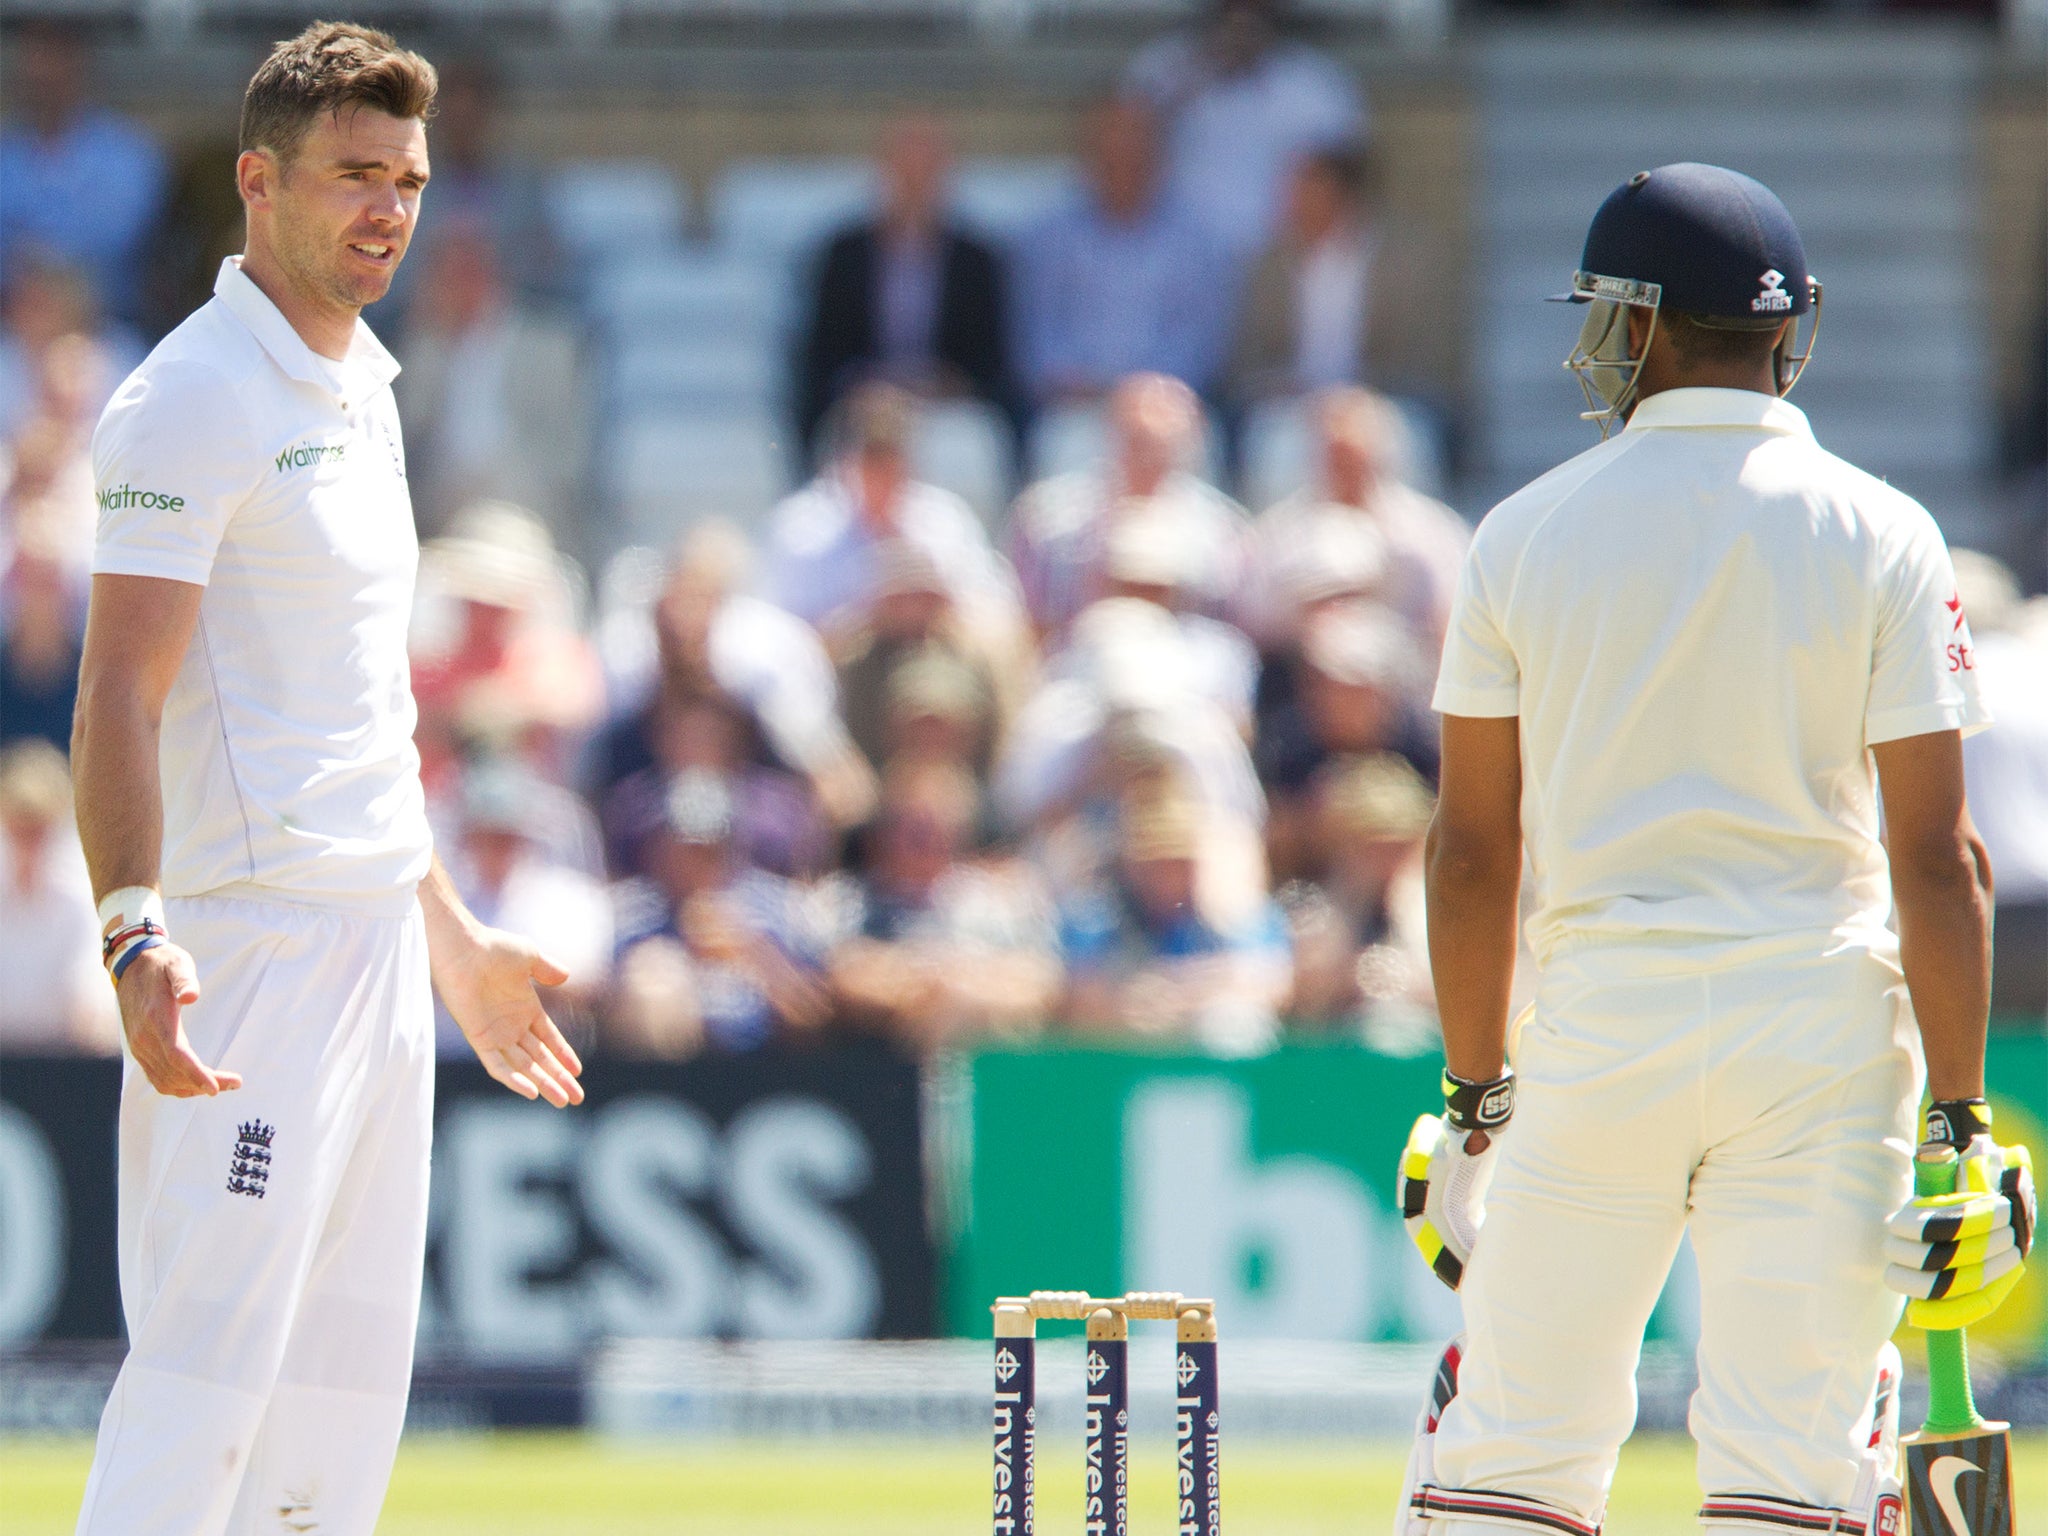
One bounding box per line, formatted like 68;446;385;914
1944;591;1976;673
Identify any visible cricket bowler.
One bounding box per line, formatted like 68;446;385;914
70;24;584;1534
1394;163;2036;1533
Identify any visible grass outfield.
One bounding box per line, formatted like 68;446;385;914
4;1432;2046;1534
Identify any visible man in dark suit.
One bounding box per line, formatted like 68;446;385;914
795;115;1015;464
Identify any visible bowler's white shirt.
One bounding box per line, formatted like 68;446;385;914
1434;388;1989;963
91;257;432;911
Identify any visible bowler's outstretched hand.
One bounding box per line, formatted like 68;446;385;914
439;927;585;1107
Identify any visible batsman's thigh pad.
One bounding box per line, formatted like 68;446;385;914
1431;951;1705;1521
1687;951;1917;1515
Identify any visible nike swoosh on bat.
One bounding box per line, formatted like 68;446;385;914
1929;1454;1981;1534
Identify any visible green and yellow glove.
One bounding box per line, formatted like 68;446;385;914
1399;1068;1515;1292
1883;1099;2035;1330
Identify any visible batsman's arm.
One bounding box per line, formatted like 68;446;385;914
1872;728;1993;1102
73;573;240;1096
1426;713;1524;1093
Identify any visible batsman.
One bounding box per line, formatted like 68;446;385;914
1394;163;2036;1535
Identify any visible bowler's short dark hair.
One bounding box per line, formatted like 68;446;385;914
239;21;437;166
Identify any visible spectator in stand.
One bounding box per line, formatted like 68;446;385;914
411;501;606;803
435;756;612;1058
0;22;168;327
1058;788;1290;1054
1013;102;1234;406
394;222;588;543
3;288;127;577
763;381;1025;644
1225;145;1429;405
1952;552;2048;1015
1256;600;1436;882
796;113;1016;462
1123;0;1364;260
998;597;1264;837
877;649;999;788
1252;386;1467;647
0;530;84;751
832;538;1007;779
1281;752;1435;1037
1097;503;1260;733
1006;372;1253;637
607;768;832;1059
588;523;870;863
0;740;118;1053
598;684;830;884
825;758;1061;1052
0;255;142;440
1255;502;1390;649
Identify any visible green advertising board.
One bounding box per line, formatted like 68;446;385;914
946;1030;2048;1359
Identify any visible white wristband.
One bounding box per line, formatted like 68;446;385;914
97;885;166;938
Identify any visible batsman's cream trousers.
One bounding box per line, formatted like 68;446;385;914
76;890;433;1536
1431;938;1919;1534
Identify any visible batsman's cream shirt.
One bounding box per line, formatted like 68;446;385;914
1434;388;1989;963
90;258;432;911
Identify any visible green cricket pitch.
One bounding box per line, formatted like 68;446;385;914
5;1432;2046;1534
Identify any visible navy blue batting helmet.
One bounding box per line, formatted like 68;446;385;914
1558;162;1813;323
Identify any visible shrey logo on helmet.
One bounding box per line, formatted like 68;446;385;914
1752;270;1792;313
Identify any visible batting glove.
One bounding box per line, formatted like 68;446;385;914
1399;1069;1515;1291
1884;1099;2035;1331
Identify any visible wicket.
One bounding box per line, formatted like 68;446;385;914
991;1290;1220;1536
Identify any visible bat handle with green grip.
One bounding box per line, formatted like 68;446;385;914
1917;1146;1985;1435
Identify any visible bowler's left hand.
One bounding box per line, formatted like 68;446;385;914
439;927;585;1107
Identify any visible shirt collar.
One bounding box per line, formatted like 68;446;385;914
1623;386;1813;439
213;256;401;395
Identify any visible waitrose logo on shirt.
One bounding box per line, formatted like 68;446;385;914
275;440;346;473
97;484;187;514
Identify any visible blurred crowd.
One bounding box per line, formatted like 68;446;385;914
5;5;2047;1061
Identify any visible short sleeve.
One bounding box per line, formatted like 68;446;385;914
1430;539;1520;718
1864;509;1992;746
91;359;259;588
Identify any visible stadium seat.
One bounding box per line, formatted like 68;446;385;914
709;158;878;270
949;158;1080;246
588;247;783;342
913;399;1015;528
545;160;688;265
604;409;793;553
608;334;780;412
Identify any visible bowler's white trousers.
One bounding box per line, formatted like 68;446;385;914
1431;939;1920;1533
77;891;433;1536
